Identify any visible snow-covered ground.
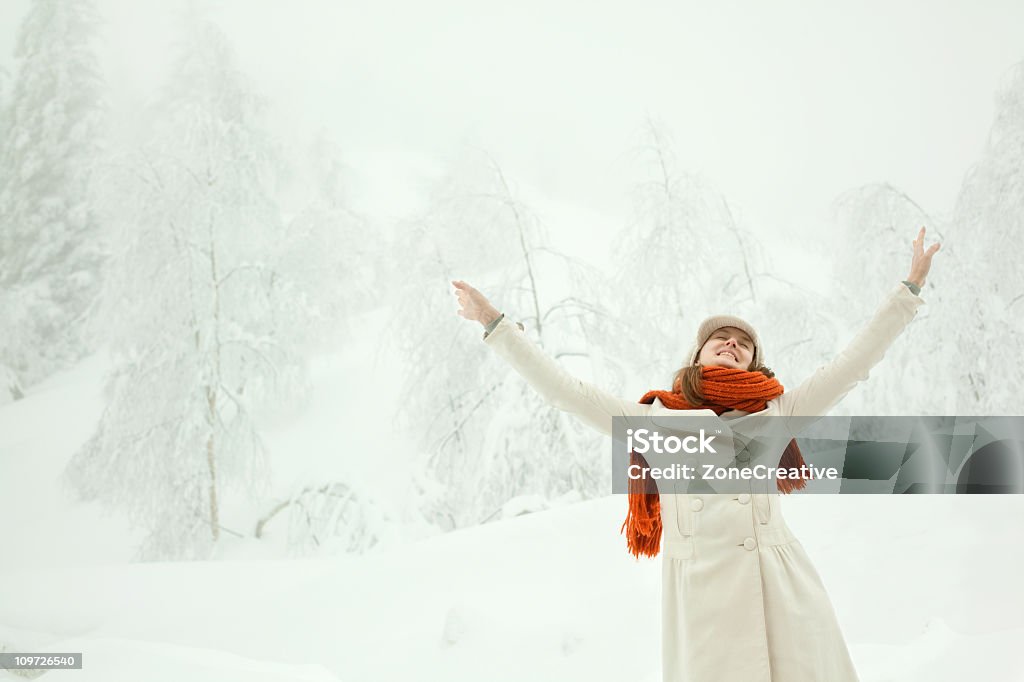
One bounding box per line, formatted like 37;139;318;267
1;312;1023;681
1;493;1022;681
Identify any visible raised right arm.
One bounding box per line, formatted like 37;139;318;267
482;314;655;438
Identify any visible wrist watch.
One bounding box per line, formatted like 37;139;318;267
484;313;504;335
482;313;524;339
901;280;922;296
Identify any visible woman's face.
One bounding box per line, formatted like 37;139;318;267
697;326;755;370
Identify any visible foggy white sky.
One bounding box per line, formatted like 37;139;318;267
1;0;1021;275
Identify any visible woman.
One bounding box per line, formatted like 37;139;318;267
452;227;941;682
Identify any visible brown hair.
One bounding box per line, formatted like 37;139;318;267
672;361;777;406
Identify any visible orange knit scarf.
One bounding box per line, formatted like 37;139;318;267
620;365;808;560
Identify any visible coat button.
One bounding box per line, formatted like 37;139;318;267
737;493;751;505
743;537;757;551
690;498;704;512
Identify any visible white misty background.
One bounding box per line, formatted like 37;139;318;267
0;1;1023;678
2;1;1024;679
0;0;1022;560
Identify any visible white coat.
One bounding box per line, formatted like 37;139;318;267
482;281;925;681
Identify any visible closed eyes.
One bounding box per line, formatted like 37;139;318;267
713;333;751;350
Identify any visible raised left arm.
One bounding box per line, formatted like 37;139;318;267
775;281;924;420
776;227;940;421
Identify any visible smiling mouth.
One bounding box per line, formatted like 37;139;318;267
718;351;737;361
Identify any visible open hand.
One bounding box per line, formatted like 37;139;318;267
452;280;501;328
906;226;941;288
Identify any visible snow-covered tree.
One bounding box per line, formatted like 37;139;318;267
63;14;311;560
241;128;399;555
605;119;779;387
254;479;390;556
272;130;375;353
947;61;1024;414
828;183;951;416
387;149;622;530
598;118;893;427
0;64;19;405
0;0;106;396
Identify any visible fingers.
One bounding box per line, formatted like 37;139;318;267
453;281;480;321
905;227;941;286
911;226;941;256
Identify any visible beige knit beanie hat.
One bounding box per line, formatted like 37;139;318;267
685;314;763;369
